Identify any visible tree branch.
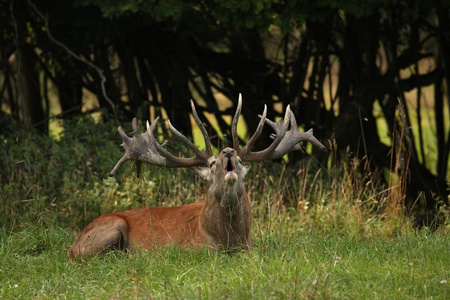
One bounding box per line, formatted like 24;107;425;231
26;0;118;122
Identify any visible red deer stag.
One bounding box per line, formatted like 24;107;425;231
68;94;325;258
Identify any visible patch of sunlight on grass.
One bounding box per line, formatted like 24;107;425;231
273;101;283;114
203;112;224;138
373;93;447;178
49;119;64;141
49;88;103;141
403;91;446;176
373;100;391;147
192;114;248;151
191;115;207;151
1;102;11;114
81;88;102;123
214;92;234;110
192;93;265;151
47;82;63;140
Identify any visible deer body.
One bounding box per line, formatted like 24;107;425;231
68;203;205;257
68;148;252;258
68;95;325;258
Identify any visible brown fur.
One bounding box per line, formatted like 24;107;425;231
68;147;252;258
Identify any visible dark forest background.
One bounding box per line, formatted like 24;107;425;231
1;0;449;214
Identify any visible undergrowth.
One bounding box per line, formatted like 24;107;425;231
1;115;448;234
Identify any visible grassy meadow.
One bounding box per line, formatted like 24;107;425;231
0;115;449;299
1;221;448;299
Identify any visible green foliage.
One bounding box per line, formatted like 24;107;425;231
70;0;445;30
89;176;156;213
73;0;280;29
74;0;182;20
0;116;122;230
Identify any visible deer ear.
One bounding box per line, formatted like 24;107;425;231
241;165;250;177
193;167;212;181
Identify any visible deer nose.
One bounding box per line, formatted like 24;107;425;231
223;149;235;159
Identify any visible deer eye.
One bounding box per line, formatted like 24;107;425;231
209;161;216;168
238;158;243;164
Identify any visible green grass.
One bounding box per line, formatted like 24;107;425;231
0;223;448;299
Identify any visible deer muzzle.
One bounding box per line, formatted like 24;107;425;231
224;157;238;183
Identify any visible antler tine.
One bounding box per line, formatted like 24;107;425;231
190;100;213;157
238;104;267;156
262;113;303;153
232;93;268;159
132;117;138;131
130;118;142;177
109;118;166;177
109;146;130;176
288;111;327;152
288;109;298;129
257;110;326;160
166;119;210;161
110;105;214;176
231;93;243;150
146;120;209;168
242;105;291;161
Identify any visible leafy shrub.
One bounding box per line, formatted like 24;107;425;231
0;116;121;230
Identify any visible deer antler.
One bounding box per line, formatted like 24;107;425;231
146;100;212;168
263;110;327;158
232;94;326;161
109;101;212;176
110;94;326;176
232;94;291;161
109;117;166;176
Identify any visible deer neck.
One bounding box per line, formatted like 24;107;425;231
200;180;251;249
212;178;245;209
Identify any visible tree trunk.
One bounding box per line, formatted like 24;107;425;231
18;44;47;133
